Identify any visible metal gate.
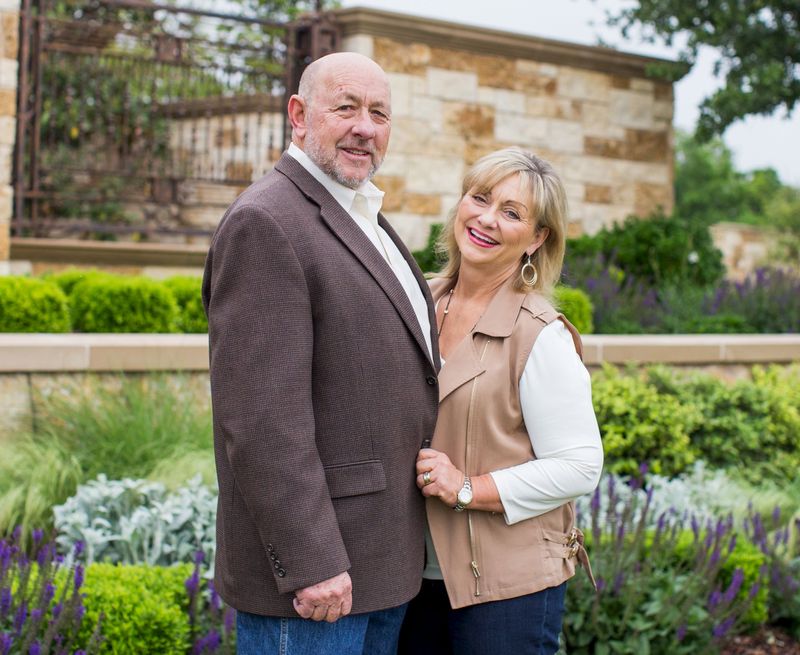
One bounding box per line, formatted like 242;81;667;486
12;0;339;240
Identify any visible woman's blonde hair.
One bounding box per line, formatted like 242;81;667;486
435;147;568;297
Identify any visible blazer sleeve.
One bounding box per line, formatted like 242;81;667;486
203;202;351;594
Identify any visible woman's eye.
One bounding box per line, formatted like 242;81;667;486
472;194;487;204
504;210;521;221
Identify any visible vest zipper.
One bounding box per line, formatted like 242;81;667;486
464;338;491;597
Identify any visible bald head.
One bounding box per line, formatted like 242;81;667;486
287;52;392;188
298;52;390;108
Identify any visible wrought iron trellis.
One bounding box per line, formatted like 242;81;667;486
12;0;339;240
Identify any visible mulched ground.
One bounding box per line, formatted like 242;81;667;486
721;627;800;655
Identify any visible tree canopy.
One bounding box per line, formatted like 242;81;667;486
607;1;799;140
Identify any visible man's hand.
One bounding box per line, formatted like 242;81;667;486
292;571;353;623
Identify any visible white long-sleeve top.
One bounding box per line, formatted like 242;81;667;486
423;319;603;579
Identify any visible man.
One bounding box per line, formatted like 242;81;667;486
202;52;440;654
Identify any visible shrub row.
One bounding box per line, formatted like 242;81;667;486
594;364;800;483
0;271;207;333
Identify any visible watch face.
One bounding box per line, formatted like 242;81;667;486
458;486;473;505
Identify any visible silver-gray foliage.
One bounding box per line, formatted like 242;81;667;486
53;474;217;573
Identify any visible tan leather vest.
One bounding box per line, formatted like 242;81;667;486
428;276;593;609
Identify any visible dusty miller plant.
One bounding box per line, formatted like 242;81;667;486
53;476;216;573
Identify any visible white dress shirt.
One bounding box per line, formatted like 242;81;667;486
423;319;604;579
287;143;433;359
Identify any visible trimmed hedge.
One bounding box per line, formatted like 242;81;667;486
79;563;191;654
0;276;71;332
70;275;180;333
163;275;207;333
554;285;594;334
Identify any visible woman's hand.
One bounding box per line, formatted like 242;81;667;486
416;448;464;507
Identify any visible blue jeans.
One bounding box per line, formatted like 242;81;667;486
398;579;566;655
236;603;408;655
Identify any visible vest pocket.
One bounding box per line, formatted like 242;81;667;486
324;459;387;498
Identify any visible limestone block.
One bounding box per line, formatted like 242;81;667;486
0;142;11;184
526;96;582;121
373;175;405;212
405;155;463;194
563;181;584;205
544;119;583;154
513;70;557;96
653;100;673;121
0;59;16;88
515;60;556;77
426;68;478;102
443;102;495;140
465;138;514;165
625;128;670;163
387;72;414;117
566;219;584;238
0;1;20;12
404;193;441;216
0;183;11;219
1;12;17;59
376;152;409;177
0;374;31;439
375;38;430;75
609;89;655;129
471;52;517;90
342;34;374;59
409;95;444;133
494;113;547;144
0;218;9;260
391;117;465;158
581;101;626;139
0;113;12;146
634;182;672;216
630;78;655;93
581;203;630;233
0;87;14;115
654;83;673;102
557;69;609;102
585;184;612;204
478;87;526;114
610;76;631;90
181;181;241;206
382;211;429;251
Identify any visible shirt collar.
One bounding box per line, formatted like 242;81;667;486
287;143;384;222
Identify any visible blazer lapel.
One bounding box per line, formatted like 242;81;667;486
275;154;437;370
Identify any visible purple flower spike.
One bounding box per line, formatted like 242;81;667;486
44;582;55;604
194;551;205;565
73;541;85;559
713;617;735;639
14;602;27;634
32;529;44;546
708;590;722;611
0;588;11;617
590;487;601;513
28;641;41;655
722;568;745;604
772;506;781;526
185;570;200;597
224;607;235;634
676;624;687;642
0;633;13;655
73;564;84;590
52;602;63;618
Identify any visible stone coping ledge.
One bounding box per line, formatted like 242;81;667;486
1;334;797;373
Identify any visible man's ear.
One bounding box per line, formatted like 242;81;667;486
287;95;308;141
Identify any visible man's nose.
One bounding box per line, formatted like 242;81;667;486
351;109;377;139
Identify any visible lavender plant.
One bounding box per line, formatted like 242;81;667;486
562;472;770;654
0;529;102;654
185;553;235;655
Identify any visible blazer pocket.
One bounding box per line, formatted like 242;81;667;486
324;460;387;499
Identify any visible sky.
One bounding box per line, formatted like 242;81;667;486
339;0;800;186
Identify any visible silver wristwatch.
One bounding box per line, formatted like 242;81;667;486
454;476;473;512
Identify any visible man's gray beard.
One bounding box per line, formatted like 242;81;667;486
304;131;381;189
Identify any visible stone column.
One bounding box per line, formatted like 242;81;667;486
0;0;19;275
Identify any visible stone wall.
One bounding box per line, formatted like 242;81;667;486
0;0;18;273
710;222;778;281
336;8;679;250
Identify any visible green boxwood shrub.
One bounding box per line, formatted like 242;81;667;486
70;274;179;333
163;275;207;333
0;276;71;332
79;563;191;654
44;268;108;297
592;364;700;477
413;223;445;274
554;286;594;334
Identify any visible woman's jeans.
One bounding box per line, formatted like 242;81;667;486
236;603;407;655
398;578;566;655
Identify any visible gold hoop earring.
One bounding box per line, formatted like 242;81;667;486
521;255;538;287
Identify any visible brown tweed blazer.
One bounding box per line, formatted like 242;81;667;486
202;153;440;617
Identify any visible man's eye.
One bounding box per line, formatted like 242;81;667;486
337;105;354;112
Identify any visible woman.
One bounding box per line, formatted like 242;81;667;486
399;148;603;655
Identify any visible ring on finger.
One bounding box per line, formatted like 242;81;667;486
423;471;432;486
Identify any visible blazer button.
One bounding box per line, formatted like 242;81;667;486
277;568;286;577
270;554;277;561
426;376;437;386
274;561;282;570
267;544;274;553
